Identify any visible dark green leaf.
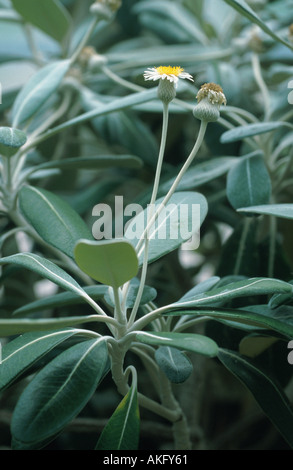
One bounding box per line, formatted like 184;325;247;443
11;338;109;449
172;277;292;308
0;328;89;391
165;306;293;339
10;0;71;43
218;348;293;448
27;155;143;175
13;286;108;317
0;253;89;299
155;346;193;383
95;382;140;450
227;155;272;209
19;185;93;259
0;315;108;337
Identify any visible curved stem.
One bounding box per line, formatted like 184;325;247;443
128;103;170;325
70;17;99;65
135;120;208;259
102;65;143;93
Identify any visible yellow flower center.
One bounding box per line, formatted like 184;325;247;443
155;66;184;76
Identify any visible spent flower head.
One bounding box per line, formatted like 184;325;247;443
193;83;227;122
144;66;193;104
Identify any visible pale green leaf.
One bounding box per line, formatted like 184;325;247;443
74;239;139;288
12;60;71;127
0;126;27;157
221;122;289;144
238;204;293;219
136;332;219;357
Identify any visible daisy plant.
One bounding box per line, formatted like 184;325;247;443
2;0;293;454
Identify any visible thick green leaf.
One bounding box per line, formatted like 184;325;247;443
221;122;289;144
179;277;220;301
74;239;139;288
125;191;208;265
10;0;71;43
227;155;271;209
218;348;293;448
165;306;293;339
12;60;70;127
0;126;27;157
0;253;89;300
95;382;140;450
13;286;108;317
0;314;107;336
19;186;93;259
135;332;219;358
171;278;293;309
222;0;293;50
155;346;193;383
0;328;89;391
11;338;109;449
269;281;293;309
238;204;293;219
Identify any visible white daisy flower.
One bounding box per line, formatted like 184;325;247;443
144;66;194;88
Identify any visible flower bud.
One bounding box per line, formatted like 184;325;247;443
90;0;121;20
0;127;27;157
88;53;108;72
193;83;227;123
157;79;177;104
77;46;108;72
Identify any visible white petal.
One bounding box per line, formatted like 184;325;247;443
179;72;194;81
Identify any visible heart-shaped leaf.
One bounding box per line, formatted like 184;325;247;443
74;239;139;288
